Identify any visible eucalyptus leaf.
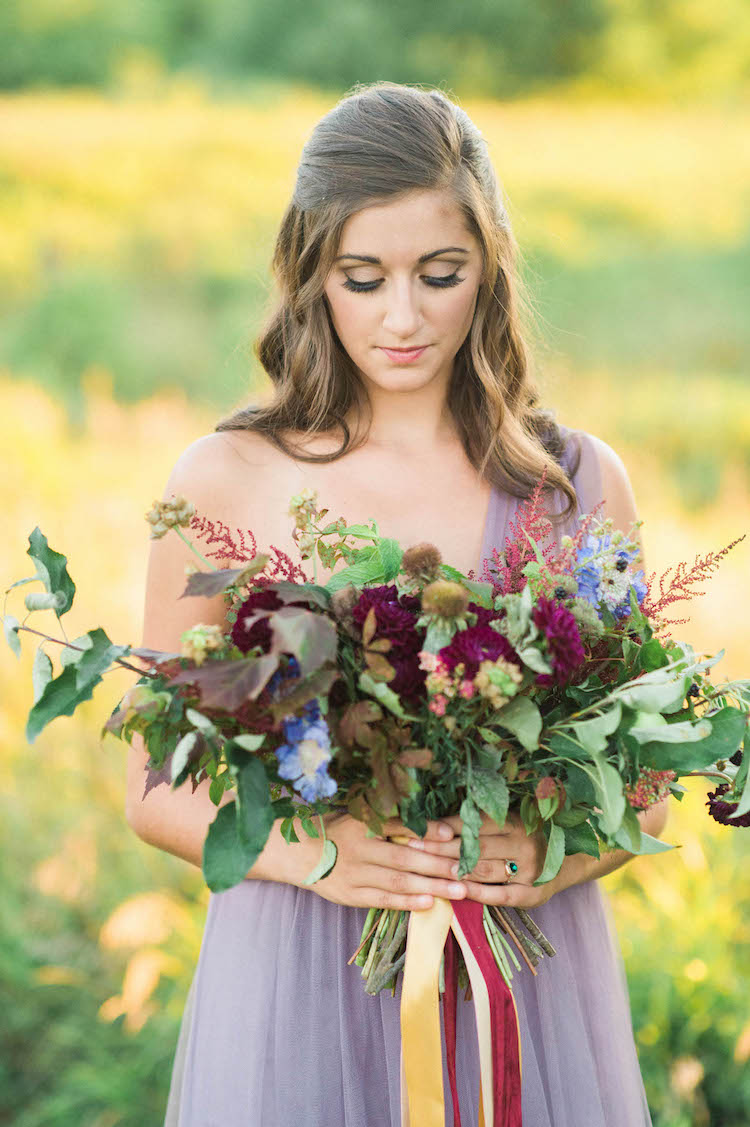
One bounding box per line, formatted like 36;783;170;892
457;796;483;878
495;695;542;751
563;820;600;858
470;768;509;829
26;527;76;617
232;732;267;752
3;614;21;658
571;703;622;755
203;802;264;892
171;731;199;784
640;707;746;773
225;745;276;854
358;670;413;719
302;838;338;885
517;646;553;675
634;832;675;854
534;822;565;885
31;647;54;704
185;708;219;738
629;717;712;745
24;590;67;613
613;803;642;853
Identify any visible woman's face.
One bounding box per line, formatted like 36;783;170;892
322;188;484;397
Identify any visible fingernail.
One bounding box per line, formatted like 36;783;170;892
407;838;424;850
439;825;453;839
450;862;459;876
449;883;466;896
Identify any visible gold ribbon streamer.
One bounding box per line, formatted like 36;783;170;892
399;896;454;1127
399;897;494;1127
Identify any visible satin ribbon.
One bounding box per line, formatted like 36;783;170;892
398;896;523;1126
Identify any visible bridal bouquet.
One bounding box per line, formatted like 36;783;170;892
5;477;749;1125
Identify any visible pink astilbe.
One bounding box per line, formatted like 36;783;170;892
189;513;308;586
641;535;746;631
546;501;606;575
469;470;553;595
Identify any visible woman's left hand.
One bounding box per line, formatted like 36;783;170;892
406;809;562;909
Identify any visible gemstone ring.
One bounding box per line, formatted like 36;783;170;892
504;859;519;882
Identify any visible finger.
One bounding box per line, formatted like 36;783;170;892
405;838;461;858
438;813;512;836
363;864;469;904
460;880;548;909
357;887;436;911
381;841;462;882
379;818;454;842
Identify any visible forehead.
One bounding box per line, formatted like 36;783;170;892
337;189;476;260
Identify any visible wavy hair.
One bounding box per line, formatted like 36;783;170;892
216;81;579;518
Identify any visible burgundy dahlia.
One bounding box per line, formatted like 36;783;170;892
231;589;283;654
532;595;586;686
439;624;520;679
706;784;750;827
352;585;426;704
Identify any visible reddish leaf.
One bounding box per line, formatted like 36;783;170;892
170;655;279;710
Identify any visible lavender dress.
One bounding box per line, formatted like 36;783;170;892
163;427;653;1127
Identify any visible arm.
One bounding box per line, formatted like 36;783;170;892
124;432;319;887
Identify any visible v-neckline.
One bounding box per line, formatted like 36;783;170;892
476;483;500;576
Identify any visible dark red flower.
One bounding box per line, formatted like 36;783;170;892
352;585;426;704
231;589;283;654
439;624;520;678
532;595;586;686
706;784;750;827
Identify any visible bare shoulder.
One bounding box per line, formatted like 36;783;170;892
162;430;291;523
577;431;639;530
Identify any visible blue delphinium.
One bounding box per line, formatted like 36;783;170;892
574;534;647;620
275;699;338;803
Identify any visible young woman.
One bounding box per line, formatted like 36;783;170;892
126;81;667;1126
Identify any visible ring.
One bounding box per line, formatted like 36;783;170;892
504;859;518;882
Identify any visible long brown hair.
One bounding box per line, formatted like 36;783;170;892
216;81;578;517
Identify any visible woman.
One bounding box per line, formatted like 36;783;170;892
126;81;667;1126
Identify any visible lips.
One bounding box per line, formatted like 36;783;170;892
379;346;429;364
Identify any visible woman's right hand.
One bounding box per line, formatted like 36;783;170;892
290;812;469;911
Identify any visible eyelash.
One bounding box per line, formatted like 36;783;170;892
342;271;463;294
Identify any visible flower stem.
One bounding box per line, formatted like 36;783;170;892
174;528;217;570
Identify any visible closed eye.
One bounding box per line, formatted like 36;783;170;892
342;272;464;294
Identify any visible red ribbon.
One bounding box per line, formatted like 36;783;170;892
446;901;523;1125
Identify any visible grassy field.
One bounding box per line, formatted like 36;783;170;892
1;87;749;1126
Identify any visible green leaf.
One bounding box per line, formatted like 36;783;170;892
495;695;542;751
302;838;338;885
640;707;747;773
300;814;320;839
280;816;300;844
570;703;622;755
637;637;671;673
171;731;199;784
733;744;750;818
26;665;99;743
613;803;642;853
616;667;691;714
457;796;483;878
24;590;67;613
3;614;21;658
324;547;381;592
203;803;264;892
629;717;711;745
634;831;675;855
26;527;76;617
358;670;413;719
376;538;403;583
226;745;275;854
208;775;227;806
534;822;565;885
31;647;53;704
563;821;600;858
470;768;509;829
232;732;267;752
574;755;625;836
185;708;219;738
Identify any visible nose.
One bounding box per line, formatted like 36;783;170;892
380;276;424;340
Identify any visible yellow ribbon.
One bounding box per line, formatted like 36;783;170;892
399;895;492;1126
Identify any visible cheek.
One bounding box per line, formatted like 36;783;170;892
326;290;373;349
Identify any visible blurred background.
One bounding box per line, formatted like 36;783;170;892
1;3;749;1124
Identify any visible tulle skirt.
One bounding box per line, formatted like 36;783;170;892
164;877;652;1126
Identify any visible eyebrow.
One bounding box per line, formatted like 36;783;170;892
334;246;470;265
